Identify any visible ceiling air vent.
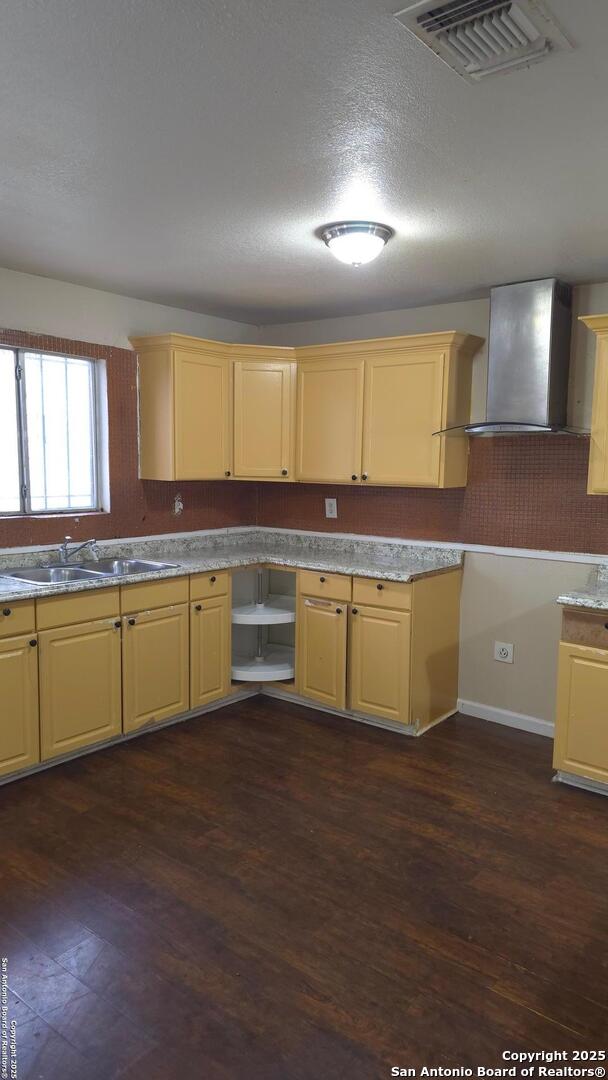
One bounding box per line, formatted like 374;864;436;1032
394;0;572;81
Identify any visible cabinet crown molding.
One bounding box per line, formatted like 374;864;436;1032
579;314;608;336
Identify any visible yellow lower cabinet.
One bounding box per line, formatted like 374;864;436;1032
554;641;608;783
349;605;412;724
122;604;189;734
39;619;122;761
0;634;40;778
297;596;347;709
190;596;231;709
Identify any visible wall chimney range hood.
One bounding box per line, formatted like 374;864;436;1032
439;278;579;437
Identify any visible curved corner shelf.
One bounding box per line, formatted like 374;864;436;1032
231;595;296;626
231;645;295;683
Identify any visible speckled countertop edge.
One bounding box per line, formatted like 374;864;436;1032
557;563;608;610
0;530;463;603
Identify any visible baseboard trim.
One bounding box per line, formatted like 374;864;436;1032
458;698;554;739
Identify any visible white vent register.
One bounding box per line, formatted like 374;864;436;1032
394;0;572;81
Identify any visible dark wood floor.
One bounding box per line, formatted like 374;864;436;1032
1;699;607;1080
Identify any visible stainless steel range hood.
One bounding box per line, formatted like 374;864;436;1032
466;278;574;436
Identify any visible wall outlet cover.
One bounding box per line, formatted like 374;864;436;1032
325;498;338;519
494;641;514;664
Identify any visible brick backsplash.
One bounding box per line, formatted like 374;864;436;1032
1;328;605;554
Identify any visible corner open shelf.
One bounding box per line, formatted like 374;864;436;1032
231;567;296;684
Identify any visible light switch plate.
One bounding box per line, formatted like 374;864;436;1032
325;498;337;519
494;641;514;664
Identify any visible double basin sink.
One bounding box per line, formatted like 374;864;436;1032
7;559;179;586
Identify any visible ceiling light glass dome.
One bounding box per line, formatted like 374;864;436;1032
321;221;394;266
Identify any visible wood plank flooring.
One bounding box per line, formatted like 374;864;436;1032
1;697;607;1078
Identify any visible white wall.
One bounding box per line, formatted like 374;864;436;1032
0;267;259;349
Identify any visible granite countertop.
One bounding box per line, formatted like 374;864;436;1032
0;528;463;604
558;564;608;611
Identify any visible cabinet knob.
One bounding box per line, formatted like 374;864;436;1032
225;470;231;477
351;474;358;481
2;608;11;617
29;639;37;648
336;607;342;615
195;604;202;612
376;583;384;590
128;618;136;626
114;621;121;629
604;622;608;630
319;576;326;583
352;608;358;615
281;469;288;476
362;473;368;481
210;576;216;583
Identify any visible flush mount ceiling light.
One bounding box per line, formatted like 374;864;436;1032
321;221;394;266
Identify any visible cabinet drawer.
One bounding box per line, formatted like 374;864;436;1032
190;570;229;601
0;600;35;639
352;577;412;611
298;569;352;602
37;588;120;631
561;608;608;649
121;576;189;614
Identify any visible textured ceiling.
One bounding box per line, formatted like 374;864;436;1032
1;0;607;324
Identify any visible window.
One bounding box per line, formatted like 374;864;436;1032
0;348;103;516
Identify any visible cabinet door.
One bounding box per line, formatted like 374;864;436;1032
123;604;189;734
297;597;346;709
190;596;231;709
0;635;39;778
39;619;121;761
349;605;411;724
296;358;364;483
233;360;295;479
174;349;231;479
588;333;608;494
554;642;608;783
362;350;444;486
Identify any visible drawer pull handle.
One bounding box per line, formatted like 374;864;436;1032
336;607;342;615
376;583;384;591
114;621;121;629
352;608;358;615
210;576;216;583
319;576;326;583
2;608;11;617
195;604;202;612
29;639;37;648
128;618;136;626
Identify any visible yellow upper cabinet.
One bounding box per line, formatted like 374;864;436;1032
132;334;232;481
580;315;608;494
296;333;482;488
233;350;296;480
296;356;365;483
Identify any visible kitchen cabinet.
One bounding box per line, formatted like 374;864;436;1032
233;356;296;479
349;605;411;723
122;603;190;733
0;634;39;778
190;595;231;708
554;640;608;784
581;315;608;494
296;594;347;709
296;357;365;483
39;618;122;760
296;332;482;488
132;334;232;481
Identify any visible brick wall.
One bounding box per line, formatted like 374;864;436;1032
1;328;606;554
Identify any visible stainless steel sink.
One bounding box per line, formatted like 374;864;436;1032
82;558;179;576
8;565;106;585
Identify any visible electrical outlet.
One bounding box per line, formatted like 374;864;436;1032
494;641;514;664
325;498;337;519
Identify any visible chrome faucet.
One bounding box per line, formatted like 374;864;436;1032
58;536;100;565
